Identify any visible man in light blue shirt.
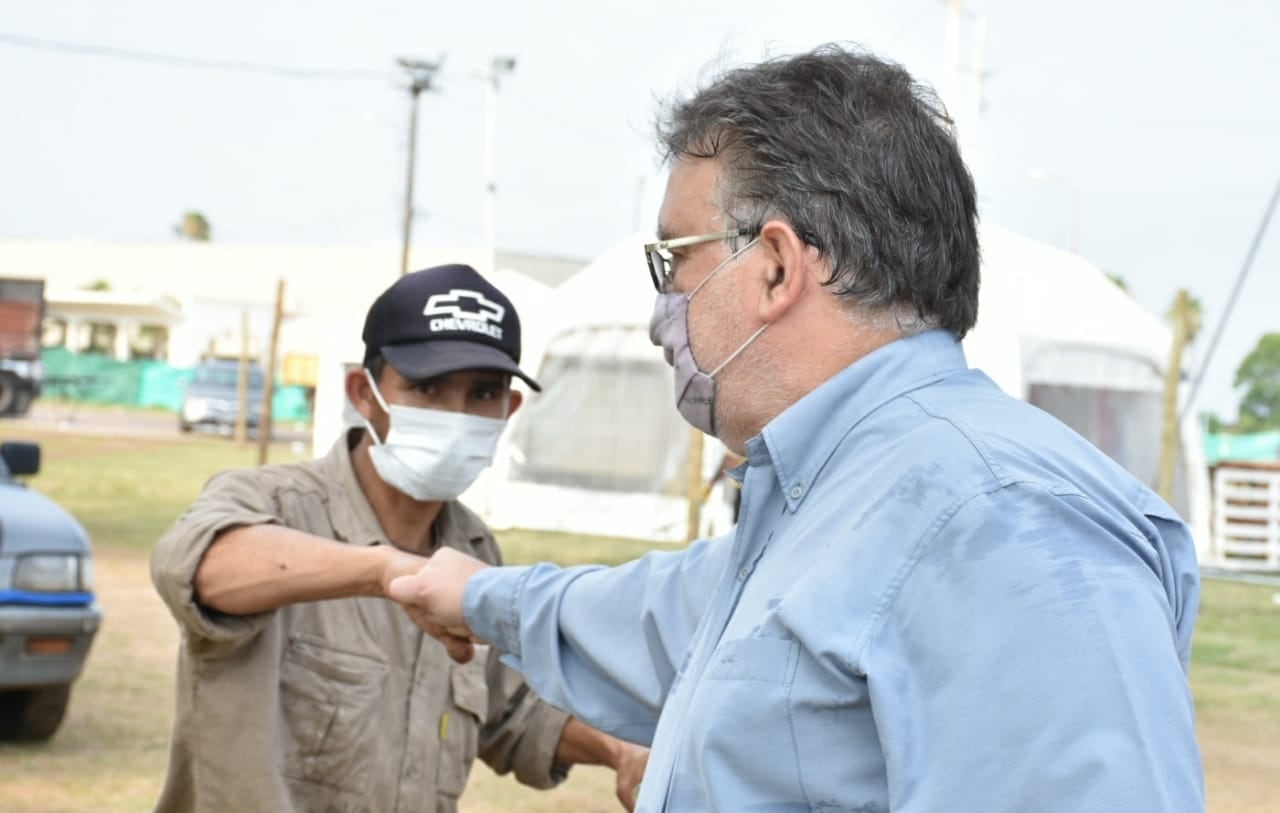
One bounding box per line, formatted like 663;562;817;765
391;44;1204;812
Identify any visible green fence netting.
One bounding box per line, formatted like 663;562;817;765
1204;430;1280;466
40;348;311;422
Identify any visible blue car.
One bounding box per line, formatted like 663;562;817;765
0;441;101;740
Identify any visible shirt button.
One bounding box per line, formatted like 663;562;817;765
789;484;804;499
738;565;751;580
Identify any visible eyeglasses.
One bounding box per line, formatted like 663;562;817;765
644;229;750;293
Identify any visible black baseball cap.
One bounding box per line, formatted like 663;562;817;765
362;264;540;391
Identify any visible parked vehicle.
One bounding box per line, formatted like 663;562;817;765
0;278;46;417
179;358;264;435
0;440;100;741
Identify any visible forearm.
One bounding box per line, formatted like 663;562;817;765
555;718;649;812
195;524;402;615
553;717;624;767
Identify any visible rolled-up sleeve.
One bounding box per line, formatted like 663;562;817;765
475;649;571;789
149;469;282;652
464;536;731;745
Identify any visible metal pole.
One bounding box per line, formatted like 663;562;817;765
961;15;986;165
941;0;962;117
399;85;421;278
396;57;442;277
484;57;516;275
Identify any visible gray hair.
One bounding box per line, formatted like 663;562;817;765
656;43;980;338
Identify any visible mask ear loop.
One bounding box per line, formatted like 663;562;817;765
362;368;392;445
708;323;769;379
689;237;761;299
689;236;769;379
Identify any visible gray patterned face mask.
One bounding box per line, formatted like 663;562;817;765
648;239;767;437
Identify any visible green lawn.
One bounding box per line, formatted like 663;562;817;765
2;429;1277;811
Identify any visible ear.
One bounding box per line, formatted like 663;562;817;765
345;367;379;423
752;219;814;323
506;388;525;420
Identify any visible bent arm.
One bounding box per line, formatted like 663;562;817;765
554;718;649;812
196;524;424;615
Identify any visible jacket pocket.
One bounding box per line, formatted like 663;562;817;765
279;636;389;792
435;652;491;797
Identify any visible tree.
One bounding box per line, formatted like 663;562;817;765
1105;272;1130;293
174;211;211;241
1234;332;1280;432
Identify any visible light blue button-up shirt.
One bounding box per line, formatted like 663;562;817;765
466;329;1204;812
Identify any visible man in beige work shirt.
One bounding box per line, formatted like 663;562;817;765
151;264;646;813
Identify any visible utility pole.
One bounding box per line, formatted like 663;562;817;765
960;14;987;165
484;56;517;275
257;279;285;467
397;57;443;277
941;0;962;116
234;308;250;446
1158;289;1193;501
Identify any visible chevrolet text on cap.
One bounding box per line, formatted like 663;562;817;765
423;288;506;340
360;263;540;390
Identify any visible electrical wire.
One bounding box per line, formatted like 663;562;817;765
0;31;391;81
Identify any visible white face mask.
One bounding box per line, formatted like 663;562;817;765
361;369;507;501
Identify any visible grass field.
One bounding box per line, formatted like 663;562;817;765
0;429;1277;811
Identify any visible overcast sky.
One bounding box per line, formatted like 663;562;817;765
1;0;1277;421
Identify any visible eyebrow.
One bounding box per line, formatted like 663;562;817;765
656;221;675;242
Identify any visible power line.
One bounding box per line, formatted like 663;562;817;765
504;92;649;145
1181;176;1280;417
0;31;391;81
993;102;1280;134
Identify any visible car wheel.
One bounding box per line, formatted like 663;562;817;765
0;684;72;741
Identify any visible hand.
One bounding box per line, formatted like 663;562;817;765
612;742;650;812
377;546;430;598
387;547;489;663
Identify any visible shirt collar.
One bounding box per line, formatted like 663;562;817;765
750;328;969;511
318;428;386;546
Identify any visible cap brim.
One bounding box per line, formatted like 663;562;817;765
381;340;541;392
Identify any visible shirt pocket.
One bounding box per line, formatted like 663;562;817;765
679;637;807;805
279;636;389;793
435;650;492;798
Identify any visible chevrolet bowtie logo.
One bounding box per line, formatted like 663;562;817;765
423;289;505;323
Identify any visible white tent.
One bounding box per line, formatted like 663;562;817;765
471;226;1211;553
967;226;1210;551
464;236;731;542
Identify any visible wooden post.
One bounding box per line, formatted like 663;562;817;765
685;427;704;543
256;279;285;467
1157;289;1191;501
234;308;250;446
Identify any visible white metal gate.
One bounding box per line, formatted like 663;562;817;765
1211;464;1280;571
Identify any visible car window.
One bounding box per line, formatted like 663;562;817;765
194;364;264;389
